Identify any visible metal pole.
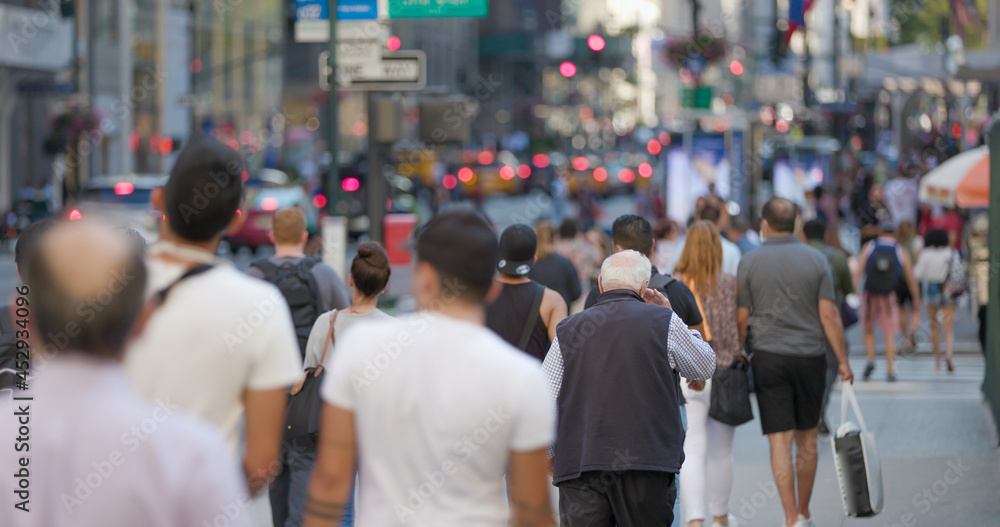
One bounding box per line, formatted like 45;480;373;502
366;92;385;242
985;116;1000;437
118;0;132;174
326;0;340;216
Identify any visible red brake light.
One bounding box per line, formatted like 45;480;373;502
260;197;279;211
114;182;134;195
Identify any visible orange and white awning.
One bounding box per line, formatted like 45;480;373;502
918;146;990;208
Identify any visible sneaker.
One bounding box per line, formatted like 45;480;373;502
863;362;875;380
887;372;897;382
796;515;815;527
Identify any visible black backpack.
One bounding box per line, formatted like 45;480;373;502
864;241;901;295
251;258;323;356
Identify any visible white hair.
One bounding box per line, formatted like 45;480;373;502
600;250;651;292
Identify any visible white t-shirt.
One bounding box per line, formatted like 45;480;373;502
124;258;303;448
913;246;955;284
321;312;556;527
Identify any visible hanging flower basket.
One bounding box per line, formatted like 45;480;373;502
664;34;727;79
44;106;102;156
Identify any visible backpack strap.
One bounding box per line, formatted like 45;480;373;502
249;258;280;281
154;265;214;305
518;283;546;351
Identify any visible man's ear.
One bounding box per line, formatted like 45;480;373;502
300;231;309;245
225;208;246;235
598;275;604;294
641;279;649;293
650;238;656;254
612;244;623;254
129;298;159;344
268;231;276;245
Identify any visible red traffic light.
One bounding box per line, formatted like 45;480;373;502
342;177;361;192
587;35;605;52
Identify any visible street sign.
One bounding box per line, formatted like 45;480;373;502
327;51;426;91
295;0;378;42
388;0;488;19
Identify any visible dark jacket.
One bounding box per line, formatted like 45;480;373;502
553;289;686;483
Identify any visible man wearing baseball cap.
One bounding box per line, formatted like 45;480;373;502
486;224;568;361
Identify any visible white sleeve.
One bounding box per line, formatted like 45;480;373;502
247;287;303;391
303;311;335;369
182;429;253;527
509;366;557;452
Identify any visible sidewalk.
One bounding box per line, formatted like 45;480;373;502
727;352;1000;527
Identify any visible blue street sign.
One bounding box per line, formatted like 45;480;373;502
295;0;377;22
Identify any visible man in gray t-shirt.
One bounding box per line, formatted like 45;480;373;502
736;198;853;527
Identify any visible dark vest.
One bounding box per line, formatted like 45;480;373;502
553;288;685;484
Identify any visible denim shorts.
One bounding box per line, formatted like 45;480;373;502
923;282;954;308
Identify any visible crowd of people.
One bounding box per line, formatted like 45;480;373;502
0;135;976;527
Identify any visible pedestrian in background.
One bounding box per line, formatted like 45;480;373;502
284;241;395;527
855;221;920;382
544;250;716;526
248;207;350;355
666;203;741;276
0;220;249;527
125;137;303;505
725;215;759;256
803;219;855;435
737;198;853;527
487;224;567;361
556;218;602;292
530;220;582;309
306;209;555;527
913;229;959;372
673;221;742;527
653;219;683;270
895;221;922;354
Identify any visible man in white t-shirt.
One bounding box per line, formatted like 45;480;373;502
124;136;303;501
305;209;556;527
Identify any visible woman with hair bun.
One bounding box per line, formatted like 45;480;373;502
283;242;393;527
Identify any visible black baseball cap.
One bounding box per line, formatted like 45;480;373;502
497;224;536;276
414;208;498;288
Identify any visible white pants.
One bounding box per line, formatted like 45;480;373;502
680;379;736;524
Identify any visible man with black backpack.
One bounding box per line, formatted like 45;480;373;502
855;221;920;382
584;215;705;336
248;207;350;356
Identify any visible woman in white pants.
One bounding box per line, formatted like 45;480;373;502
674;221;742;527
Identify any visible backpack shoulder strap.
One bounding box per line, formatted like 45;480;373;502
518;283;546;351
249;258;280;280
154;265;214;305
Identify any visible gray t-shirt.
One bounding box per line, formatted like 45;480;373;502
303;309;394;368
737;235;835;357
247;256;351;313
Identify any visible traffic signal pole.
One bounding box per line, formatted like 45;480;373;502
326;0;340;216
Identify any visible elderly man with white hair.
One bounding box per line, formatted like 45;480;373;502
542;249;716;526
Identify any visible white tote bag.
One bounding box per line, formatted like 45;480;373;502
831;381;884;517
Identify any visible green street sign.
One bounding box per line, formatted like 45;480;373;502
389;0;488;18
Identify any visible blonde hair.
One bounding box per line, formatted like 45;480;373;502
674;220;721;300
535;221;557;259
272;207;307;245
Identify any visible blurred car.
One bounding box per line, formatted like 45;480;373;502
70;174;167;244
226;185;318;254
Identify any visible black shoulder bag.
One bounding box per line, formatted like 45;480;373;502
284;310;337;446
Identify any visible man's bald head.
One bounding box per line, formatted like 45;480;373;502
762;197;796;234
599;249;651;293
27;220;147;359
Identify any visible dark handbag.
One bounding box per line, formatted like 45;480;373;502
284;310;337;444
709;355;754;426
840;299;859;329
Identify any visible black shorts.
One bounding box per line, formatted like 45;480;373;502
751;351;827;435
895;279;912;305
